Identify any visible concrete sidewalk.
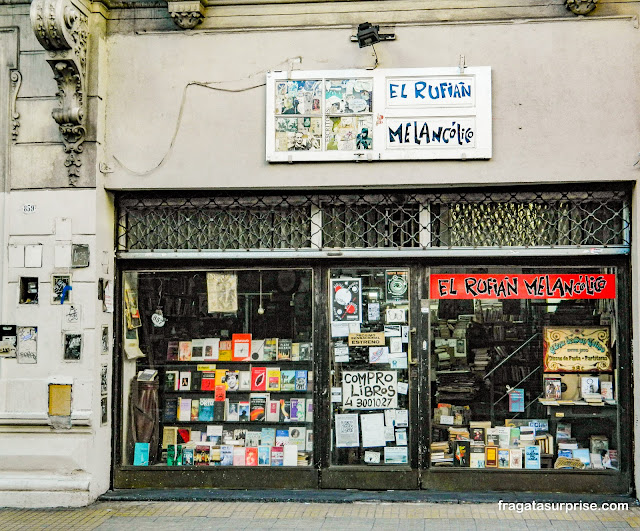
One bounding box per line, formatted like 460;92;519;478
1;500;640;530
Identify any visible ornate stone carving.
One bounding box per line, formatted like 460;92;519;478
167;0;205;29
30;0;88;186
565;0;598;15
10;70;21;142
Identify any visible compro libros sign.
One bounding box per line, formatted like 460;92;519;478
266;67;491;162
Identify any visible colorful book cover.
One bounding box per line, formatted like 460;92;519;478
509;427;521;447
178;341;192;361
290;398;306;422
258;445;271;466
266;400;280;422
220;445;233;466
498;448;510;468
166;341;179;361
233;446;245;466
294;370;308;391
179;371;191;391
275;428;289;446
162;426;178;449
203;337;220;360
223;370;239;392
238;401;250;422
453;440;470;467
215;369;227;388
166;444;177;466
133;442;149;466
470;427;485;445
509;448;523;468
261;427;276;447
177;428;191;444
306;399;313;422
288;426;306;451
469;446;485;468
277;339;292;361
182;447;194;466
245;447;258;466
271;446;284;466
195;444;211;465
178;398;191;422
218;340;232;361
263;338;278;361
226;401;239;422
191;338;205;361
201;372;216;391
572;448;591;466
299;342;312;361
210;447;221;463
524;445;541;469
291;342;300;361
164;398;178;422
164;370;179;392
250;340;265;361
238;371;251;391
280;370;296;391
250;395;266;422
190;399;200;421
279;399;291;422
508;388;525;413
251;367;267;391
485;446;498;467
232;333;252;361
267;368;281;391
199;398;215;422
214;385;226;402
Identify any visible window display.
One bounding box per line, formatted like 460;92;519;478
329;268;411;466
428;267;619;472
122;269;314;468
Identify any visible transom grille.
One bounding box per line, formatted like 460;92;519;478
117;188;630;252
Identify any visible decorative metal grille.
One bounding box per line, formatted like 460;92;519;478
117;188;630;252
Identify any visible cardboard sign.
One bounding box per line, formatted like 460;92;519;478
342;370;397;409
543;327;611;372
348;332;385;346
431;274;616;299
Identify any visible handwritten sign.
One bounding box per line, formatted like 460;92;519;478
387;118;475;148
431;274;616;300
348;332;385;346
543;327;611;373
342;370;397;409
386;76;475;107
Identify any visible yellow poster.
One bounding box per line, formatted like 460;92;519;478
543;327;611;372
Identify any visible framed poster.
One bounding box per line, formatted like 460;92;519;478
16;326;37;364
101;364;108;396
543;327;611;372
101;325;110;355
63;332;83;361
51;274;72;304
330;278;362;324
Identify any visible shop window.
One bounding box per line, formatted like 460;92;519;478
121;268;314;468
428;267;620;471
329;268;411;466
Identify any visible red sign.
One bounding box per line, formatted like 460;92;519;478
430;274;616;300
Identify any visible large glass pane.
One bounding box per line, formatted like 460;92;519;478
329;268;411;466
121;268;314;468
428;267;619;472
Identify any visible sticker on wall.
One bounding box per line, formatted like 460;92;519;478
101;364;108;396
63;331;83;361
51;274;72;304
71;244;90;268
101;395;108;425
16;326;37;364
63;304;81;327
101;325;110;355
330;278;362;324
0;325;17;358
103;280;114;313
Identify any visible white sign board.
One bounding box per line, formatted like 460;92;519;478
342;370;397;410
266;67;491;162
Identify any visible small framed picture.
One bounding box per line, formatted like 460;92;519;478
101;364;108;396
101;396;108;425
51;274;72;304
63;332;82;361
101;325;110;355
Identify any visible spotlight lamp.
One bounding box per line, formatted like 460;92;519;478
354;22;395;48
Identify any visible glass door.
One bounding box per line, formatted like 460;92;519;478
323;266;419;489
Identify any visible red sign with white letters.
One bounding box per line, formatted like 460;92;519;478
430;274;616;300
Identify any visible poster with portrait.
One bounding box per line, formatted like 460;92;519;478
330;278;362;324
206;272;238;313
63;332;83;361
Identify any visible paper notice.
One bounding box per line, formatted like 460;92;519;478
335;413;360;447
360;413;386;448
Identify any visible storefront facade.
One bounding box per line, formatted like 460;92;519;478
0;0;639;506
